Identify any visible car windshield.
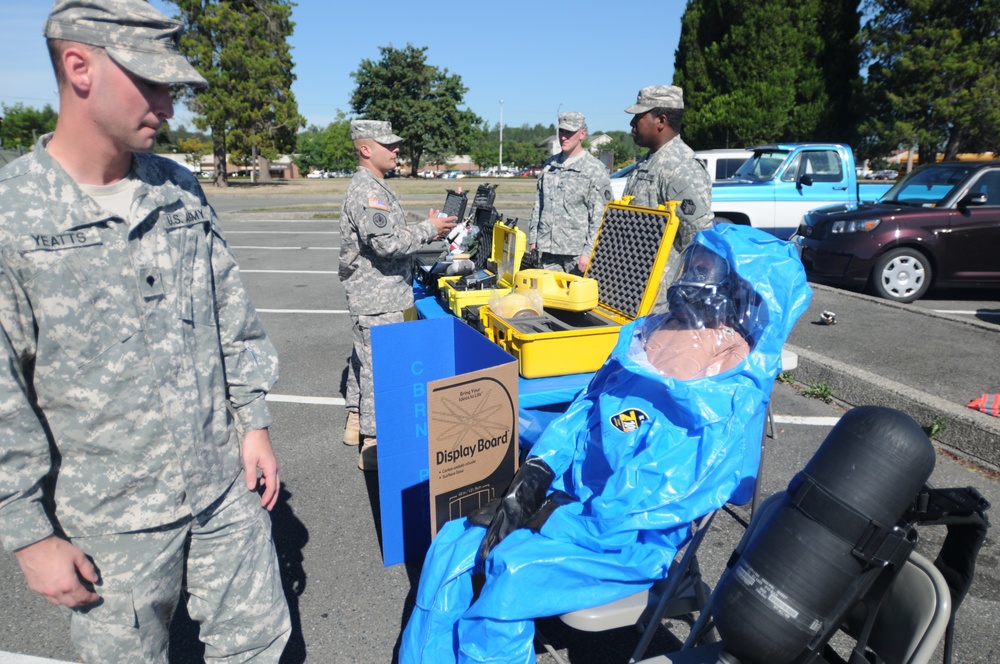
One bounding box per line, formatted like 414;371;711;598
881;164;977;207
732;151;788;181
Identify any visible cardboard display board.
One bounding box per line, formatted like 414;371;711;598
371;316;518;566
427;363;518;538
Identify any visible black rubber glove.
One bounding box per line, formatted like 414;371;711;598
472;457;556;564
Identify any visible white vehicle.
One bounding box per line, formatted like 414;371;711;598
609;148;751;199
695;148;753;181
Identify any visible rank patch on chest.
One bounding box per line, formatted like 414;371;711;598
368;197;389;210
681;199;697;216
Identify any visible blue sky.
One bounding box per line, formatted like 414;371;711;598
1;1;686;134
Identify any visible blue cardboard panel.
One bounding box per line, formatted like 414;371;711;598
372;316;516;566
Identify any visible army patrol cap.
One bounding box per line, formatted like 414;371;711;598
351;119;403;145
45;0;207;87
557;111;586;132
625;85;685;113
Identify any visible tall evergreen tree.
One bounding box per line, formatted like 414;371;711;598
350;45;481;177
170;0;304;186
674;0;860;149
860;0;1000;163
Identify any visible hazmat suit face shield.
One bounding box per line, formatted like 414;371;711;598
634;243;762;380
666;245;735;330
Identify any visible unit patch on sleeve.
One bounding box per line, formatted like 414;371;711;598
365;208;393;235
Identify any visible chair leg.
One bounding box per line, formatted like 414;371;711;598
535;626;571;664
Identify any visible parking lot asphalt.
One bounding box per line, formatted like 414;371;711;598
788;283;1000;471
1;201;997;663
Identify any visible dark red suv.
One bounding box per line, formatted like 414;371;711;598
794;161;1000;302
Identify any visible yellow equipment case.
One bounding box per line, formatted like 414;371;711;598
438;220;527;317
482;200;680;378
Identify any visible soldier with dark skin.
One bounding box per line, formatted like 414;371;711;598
339;120;456;470
624;85;714;311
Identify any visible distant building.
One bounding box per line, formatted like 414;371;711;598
156;152;300;179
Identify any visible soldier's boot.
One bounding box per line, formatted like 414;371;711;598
343;411;361;446
358;437;378;471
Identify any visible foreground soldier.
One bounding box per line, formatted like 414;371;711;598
624;85;714;310
527;111;612;274
339;120;456;470
0;1;290;661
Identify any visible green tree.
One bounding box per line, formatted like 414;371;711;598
0;103;58;150
859;0;1000;163
170;0;304;186
469;123;500;170
294;115;356;174
177;136;211;171
674;0;859;148
350;44;481;177
501;141;547;170
599;130;644;169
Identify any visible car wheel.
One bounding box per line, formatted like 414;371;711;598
869;247;931;303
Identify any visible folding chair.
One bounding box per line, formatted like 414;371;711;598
636;549;950;664
637;492;953;664
535;509;719;664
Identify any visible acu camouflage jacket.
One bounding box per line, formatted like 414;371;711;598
0;136;278;551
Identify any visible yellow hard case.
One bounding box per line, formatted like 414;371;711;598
511;269;599;312
438;221;526;317
482;200;680;378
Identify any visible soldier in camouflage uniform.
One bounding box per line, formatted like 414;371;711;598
527;111;613;274
340;120;457;470
0;1;290;661
624;85;714;312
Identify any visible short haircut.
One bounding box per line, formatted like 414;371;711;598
47;38;102;88
649;107;685;133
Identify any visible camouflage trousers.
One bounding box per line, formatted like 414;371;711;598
62;478;290;663
345;310;405;438
540;252;584;275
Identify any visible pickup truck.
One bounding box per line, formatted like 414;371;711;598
710;143;893;239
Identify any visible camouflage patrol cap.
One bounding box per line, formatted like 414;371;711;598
45;0;207;87
557;111;586;132
350;119;403;145
625;85;684;113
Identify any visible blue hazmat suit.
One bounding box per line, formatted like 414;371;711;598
400;224;812;663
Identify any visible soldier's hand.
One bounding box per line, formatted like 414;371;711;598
242;428;280;511
14;535;100;608
427;208;457;238
577;253;590;273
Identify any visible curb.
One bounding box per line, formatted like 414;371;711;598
0;654;73;664
787;342;1000;473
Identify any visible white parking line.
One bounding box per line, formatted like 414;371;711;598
267;394;345;406
230;246;338;250
242;270;339;274
225;231;339;234
772;415;841;426
256;309;348;314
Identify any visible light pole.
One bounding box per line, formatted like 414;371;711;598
499;99;504;173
